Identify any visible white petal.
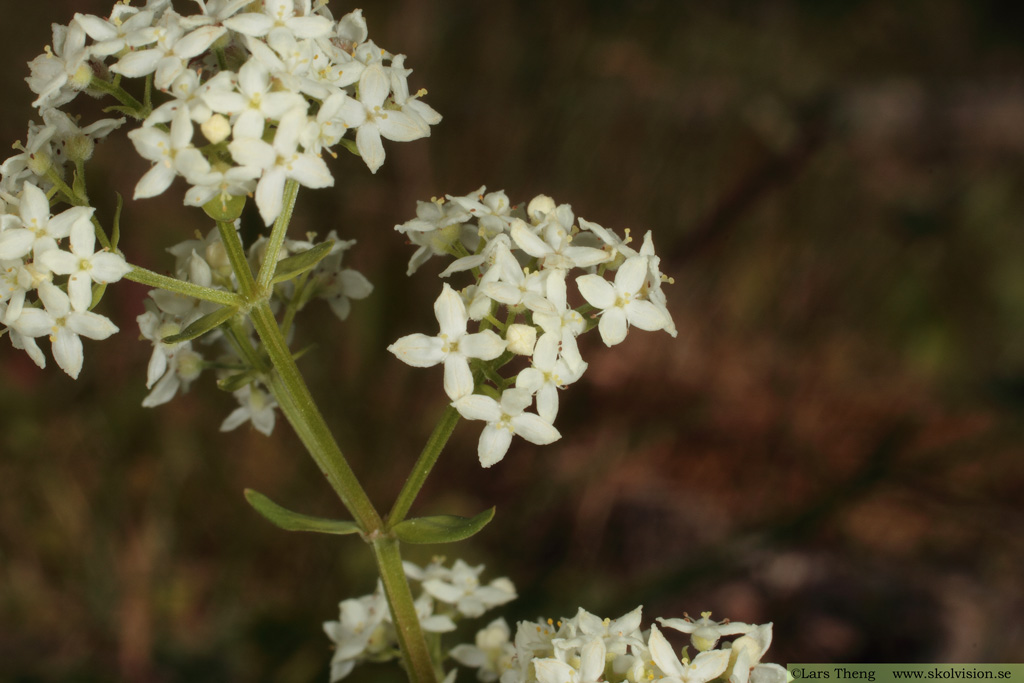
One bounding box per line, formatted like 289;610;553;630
175;25;227;60
510;413;560;445
52;327;84;379
626;299;670;332
355;124;384;173
89;253;132;284
434;284;468;338
111;49;163;77
134;164;177;199
387;333;444;367
285;153;334;189
576;274;616;310
376;110;429;142
359;64;390;108
597;307;628;347
458;330;506;361
254;167;287;225
452;394;501;423
534;659;577;683
510;220;551;259
648;625;686;677
442;355;474;400
478;424;513;468
223;13;274;36
68;311;118;339
615;256;649;295
0;230;35;260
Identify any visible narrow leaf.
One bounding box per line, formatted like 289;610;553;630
391;507;495;545
162;305;237;344
272;241;334;285
244;489;362;535
218;369;258;393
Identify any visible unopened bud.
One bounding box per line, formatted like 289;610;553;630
506;324;537;356
201;114;231;144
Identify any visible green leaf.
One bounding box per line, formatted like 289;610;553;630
244;489;362;535
102;104;142;118
217;369;258;393
391;507;495;545
337;138;359;156
162;305;237;344
272;241;334;285
202;193;247;222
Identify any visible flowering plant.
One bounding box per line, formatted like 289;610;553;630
1;1;783;682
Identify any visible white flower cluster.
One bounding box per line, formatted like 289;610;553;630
0;182;131;378
23;0;439;225
137;224;371;430
324;557;517;682
452;608;786;683
388;188;677;467
2;0;433;380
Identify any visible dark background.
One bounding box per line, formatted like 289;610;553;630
2;0;1024;681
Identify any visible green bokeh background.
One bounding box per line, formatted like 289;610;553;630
2;0;1024;680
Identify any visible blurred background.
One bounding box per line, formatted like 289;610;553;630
2;0;1024;680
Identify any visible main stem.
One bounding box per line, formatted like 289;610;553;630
225;184;438;683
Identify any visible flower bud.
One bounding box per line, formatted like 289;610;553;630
68;62;95;92
506;324;537;356
27;150;54;177
201;114;231;145
65;134;95;164
527;194;556;224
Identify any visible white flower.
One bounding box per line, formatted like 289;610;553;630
658;612;754;652
75;7;157;57
127;107;209;199
638;231;677;338
345;63;431;173
648;624;730;683
220;384;278;436
452;387;560;467
324;587;392;682
479;241;556;315
0;183;86;263
576;256;671;347
510;217;608;274
387;283;506;400
450;618;515;683
204;57;306;137
420;559;517;618
10;280;118;379
724;624;784;683
111;12;226;90
534;636;606;683
223;0;334;40
516;332;586;424
531;271;586;375
310;234;374;321
228;106;333;225
146;70;235;126
26;21;94;108
39;216;132;311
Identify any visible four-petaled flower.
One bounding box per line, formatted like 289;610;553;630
388;283;506;401
452;387;561;467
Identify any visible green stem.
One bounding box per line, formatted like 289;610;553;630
373;536;441;683
256;180;300;292
90;76;147;118
387;405;461;526
216;220;258;300
249;300;382;533
125;267;244;306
